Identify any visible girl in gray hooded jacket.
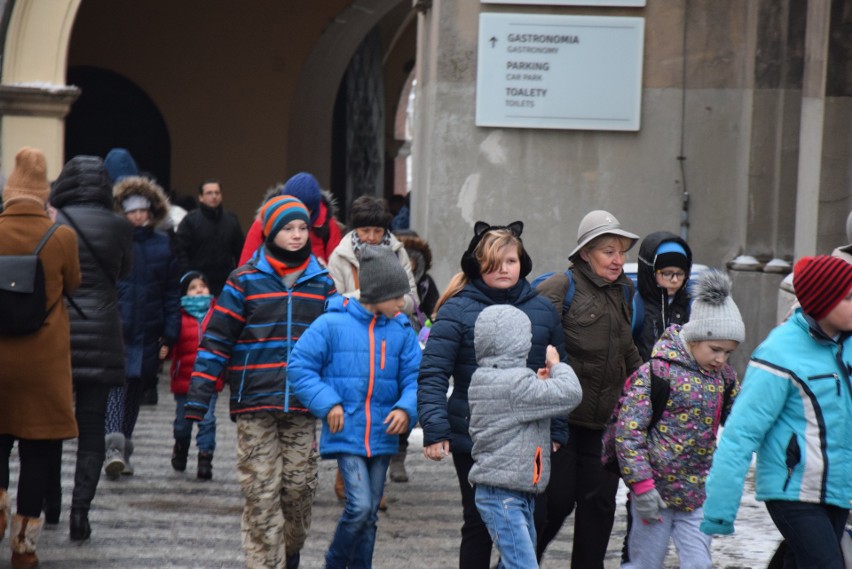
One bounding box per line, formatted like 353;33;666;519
468;304;582;569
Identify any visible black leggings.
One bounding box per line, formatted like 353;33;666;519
0;436;62;518
535;424;620;569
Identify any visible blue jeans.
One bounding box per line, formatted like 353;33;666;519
173;393;217;452
325;454;391;569
765;500;848;568
475;484;538;569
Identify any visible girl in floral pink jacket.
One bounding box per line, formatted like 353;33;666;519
614;270;742;569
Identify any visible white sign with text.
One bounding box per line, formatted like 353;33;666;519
475;13;644;131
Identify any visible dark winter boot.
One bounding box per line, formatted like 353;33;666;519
285;551;300;569
171;441;190;472
70;452;102;541
197;451;213;480
388;452;409;483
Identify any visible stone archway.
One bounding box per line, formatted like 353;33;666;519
287;0;408;191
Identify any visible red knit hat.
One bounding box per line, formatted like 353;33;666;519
793;255;852;320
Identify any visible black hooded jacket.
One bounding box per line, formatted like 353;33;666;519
50;155;134;387
635;231;693;361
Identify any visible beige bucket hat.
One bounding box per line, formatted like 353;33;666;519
569;209;639;260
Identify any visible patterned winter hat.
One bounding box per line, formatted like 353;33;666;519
259;195;310;241
680;269;745;343
793;255;852;320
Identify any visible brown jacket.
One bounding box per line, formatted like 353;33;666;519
0;200;81;440
537;261;642;429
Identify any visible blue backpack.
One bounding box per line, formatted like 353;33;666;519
530;269;644;338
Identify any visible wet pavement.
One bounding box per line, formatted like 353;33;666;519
3;378;781;568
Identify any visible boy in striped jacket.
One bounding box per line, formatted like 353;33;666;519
186;196;336;569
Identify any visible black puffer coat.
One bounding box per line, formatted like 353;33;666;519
50;155;133;387
635;231;693;362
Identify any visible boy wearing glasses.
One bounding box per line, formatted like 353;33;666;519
634;232;693;362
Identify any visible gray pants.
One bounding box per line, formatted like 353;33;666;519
236;412;319;569
622;500;712;569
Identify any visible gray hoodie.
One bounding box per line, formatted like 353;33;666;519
468;305;582;493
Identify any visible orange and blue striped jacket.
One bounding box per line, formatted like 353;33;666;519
185;252;336;419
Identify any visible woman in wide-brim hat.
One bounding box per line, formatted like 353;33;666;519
535;209;644;567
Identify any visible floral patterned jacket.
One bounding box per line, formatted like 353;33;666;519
614;325;739;512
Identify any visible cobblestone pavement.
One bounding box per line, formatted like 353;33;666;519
3;378;781;568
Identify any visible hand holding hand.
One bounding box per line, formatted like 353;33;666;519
633;488;667;523
159;345;169;360
327;404;344;433
384;409;410;435
423;441;450;461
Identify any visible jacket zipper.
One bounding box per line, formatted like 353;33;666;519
381;339;386;370
284;292;293;411
364;316;377;457
532;446;542;488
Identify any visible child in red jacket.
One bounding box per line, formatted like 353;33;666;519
166;271;221;479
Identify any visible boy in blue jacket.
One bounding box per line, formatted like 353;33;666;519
288;245;421;569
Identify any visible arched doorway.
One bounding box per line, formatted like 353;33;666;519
65;66;171;190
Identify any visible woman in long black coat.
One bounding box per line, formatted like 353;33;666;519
49;155;133;540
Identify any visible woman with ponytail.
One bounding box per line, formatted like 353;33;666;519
417;221;567;569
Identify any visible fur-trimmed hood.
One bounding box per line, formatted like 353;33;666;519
397;234;432;282
113;175;170;226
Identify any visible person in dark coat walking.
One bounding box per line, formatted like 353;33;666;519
174;179;244;295
104;176;180;479
48;155;133;540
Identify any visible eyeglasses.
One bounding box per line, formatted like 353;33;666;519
657;270;686;281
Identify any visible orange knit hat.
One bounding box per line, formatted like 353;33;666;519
3;147;50;205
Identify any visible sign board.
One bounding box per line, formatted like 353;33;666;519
483;0;645;5
475;13;644;131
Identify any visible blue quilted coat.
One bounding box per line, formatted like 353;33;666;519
287;296;420;458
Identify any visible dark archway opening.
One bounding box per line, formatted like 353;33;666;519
65;66;171;191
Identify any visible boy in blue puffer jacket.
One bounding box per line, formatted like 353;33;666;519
288;245;421;569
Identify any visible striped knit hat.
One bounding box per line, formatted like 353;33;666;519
793;255;852;320
260;195;310;242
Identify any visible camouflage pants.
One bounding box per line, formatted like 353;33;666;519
236;412;319;569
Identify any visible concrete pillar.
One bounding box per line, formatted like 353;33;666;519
793;0;831;258
0;0;80;177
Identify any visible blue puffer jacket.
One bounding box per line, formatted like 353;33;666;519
417;278;568;454
117;225;180;379
186;253;337;419
702;310;852;535
287;296;420;458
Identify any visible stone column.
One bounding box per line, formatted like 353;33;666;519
0;84;79;177
793;0;831;258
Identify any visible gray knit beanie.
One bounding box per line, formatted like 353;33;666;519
680;269;745;343
359;245;410;304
